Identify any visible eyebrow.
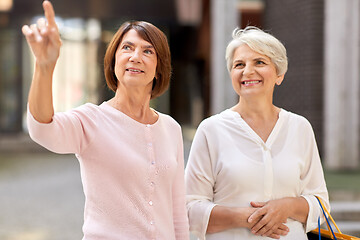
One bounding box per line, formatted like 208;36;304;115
121;41;154;49
233;57;269;63
254;57;268;62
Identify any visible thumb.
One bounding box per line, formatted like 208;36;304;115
250;201;266;208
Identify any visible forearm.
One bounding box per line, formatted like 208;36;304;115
287;196;309;224
28;62;55;123
207;205;253;234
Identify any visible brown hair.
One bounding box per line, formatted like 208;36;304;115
104;21;171;99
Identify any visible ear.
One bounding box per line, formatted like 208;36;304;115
275;74;285;85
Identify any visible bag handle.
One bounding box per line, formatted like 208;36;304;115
315;196;342;234
315;196;338;239
316;196;341;233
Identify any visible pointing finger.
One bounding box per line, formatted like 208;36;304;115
43;1;57;28
251;201;266;208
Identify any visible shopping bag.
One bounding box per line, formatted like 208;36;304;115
307;196;360;240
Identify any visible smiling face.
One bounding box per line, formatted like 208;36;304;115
230;44;284;100
114;29;157;93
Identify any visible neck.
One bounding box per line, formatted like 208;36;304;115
232;97;279;121
232;97;280;143
108;87;157;124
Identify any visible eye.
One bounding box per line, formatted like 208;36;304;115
256;60;266;65
234;62;244;68
122;45;131;50
144;49;154;55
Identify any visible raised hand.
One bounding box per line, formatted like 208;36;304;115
24;1;62;123
22;1;61;67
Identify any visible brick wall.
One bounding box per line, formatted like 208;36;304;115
264;0;325;155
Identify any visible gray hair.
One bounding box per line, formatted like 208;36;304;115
225;26;288;75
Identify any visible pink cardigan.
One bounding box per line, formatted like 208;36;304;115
27;102;189;240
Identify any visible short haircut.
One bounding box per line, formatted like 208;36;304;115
104;21;171;99
225;26;288;76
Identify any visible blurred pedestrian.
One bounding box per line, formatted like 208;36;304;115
22;1;189;239
185;26;329;239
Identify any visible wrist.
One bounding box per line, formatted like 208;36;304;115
35;61;56;75
282;197;307;221
36;59;57;70
233;207;255;229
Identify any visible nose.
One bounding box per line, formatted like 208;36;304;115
129;49;141;62
243;64;255;76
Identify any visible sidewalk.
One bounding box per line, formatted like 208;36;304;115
0;152;84;240
0;133;45;153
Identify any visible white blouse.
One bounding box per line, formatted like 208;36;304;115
185;109;329;240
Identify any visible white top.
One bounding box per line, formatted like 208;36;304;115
185;109;329;240
27;102;189;240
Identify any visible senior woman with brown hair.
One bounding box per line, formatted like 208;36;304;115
185;26;329;239
22;1;189;239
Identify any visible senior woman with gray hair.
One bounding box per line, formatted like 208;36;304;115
185;26;329;239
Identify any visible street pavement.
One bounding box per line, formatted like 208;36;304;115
0;152;84;240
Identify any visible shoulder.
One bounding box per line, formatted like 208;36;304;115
156;112;184;145
283;110;311;125
281;109;314;134
197;109;233;131
157;111;181;130
52;102;105;125
157;111;180;126
70;102;107;119
72;102;102;114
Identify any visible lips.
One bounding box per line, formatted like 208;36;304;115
241;80;261;85
126;68;144;73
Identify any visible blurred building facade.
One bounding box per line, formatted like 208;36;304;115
0;0;359;169
262;0;360;170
